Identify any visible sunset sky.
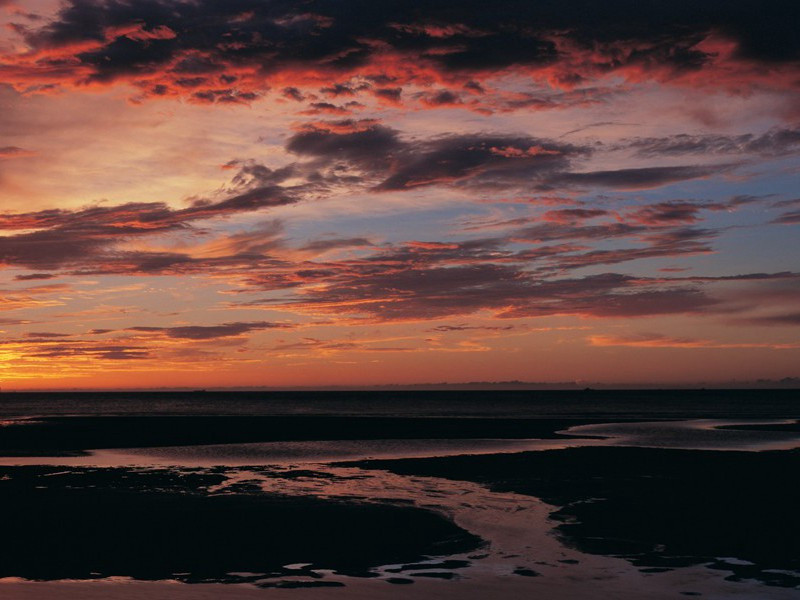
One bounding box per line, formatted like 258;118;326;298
1;0;799;389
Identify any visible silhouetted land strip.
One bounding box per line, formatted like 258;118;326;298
349;446;800;587
0;416;599;456
718;420;800;433
0;466;481;582
2;389;799;419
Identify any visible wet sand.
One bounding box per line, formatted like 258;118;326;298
561;418;800;450
1;415;799;598
0;416;599;457
2;455;799;599
351;445;800;588
0;465;480;582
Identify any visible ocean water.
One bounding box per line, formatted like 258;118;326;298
1;388;799;419
0;389;798;464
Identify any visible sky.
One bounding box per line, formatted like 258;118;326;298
0;0;799;389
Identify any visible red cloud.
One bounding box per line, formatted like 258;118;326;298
3;1;797;108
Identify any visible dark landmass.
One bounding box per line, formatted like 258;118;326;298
349;446;800;588
0;416;599;456
718;420;800;433
0;465;482;583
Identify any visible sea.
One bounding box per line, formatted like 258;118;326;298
2;388;799;419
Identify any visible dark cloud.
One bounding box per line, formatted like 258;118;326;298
287;123;587;191
301;101;352;115
500;287;719;319
373;87;402;103
220;209;761;323
0;227;112;270
626;202;708;224
8;0;799;102
376;135;580;191
542;208;610;222
427;324;515;332
287;122;403;170
662;272;800;283
282;87;305;101
25;331;71;338
418;90;463;107
286;123;730;194
300;237;373;253
738;312;800;326
238;238;726;321
320;82;367;97
623;127;800;158
342;268;712;320
0;318;33;325
0;146;34;158
512;222;645;243
22;343;151;360
126;321;291;340
13;273;57;281
0;164;296;270
772;210;800;224
549;165;724;190
771;197;800;208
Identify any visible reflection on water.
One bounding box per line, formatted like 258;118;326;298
1;418;800;598
561;419;800;451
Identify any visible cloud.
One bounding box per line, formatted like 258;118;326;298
771;197;800;208
589;333;800;349
626;202;709;225
300;237;373;254
4;0;798;105
549;165;725;190
34;344;152;360
733;312;800;326
0;336;152;360
0;283;70;311
13;273;58;281
0;146;35;158
0;163;297;270
375;135;580;191
287;121;403;171
0;118;750;280
126;321;292;340
622;127;800;158
427;324;515;332
0;319;296;367
772;210;800;224
245;257;722;321
287;123;588;192
286;123;733;194
212;211;780;324
542;208;609;223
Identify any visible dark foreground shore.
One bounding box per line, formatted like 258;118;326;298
1;391;798;596
0;416;599;456
0;465;481;584
350;445;800;587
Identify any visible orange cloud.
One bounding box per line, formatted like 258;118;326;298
589;334;800;350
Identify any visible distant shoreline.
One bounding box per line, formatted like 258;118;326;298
2;380;799;393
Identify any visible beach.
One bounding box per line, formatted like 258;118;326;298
0;391;798;598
